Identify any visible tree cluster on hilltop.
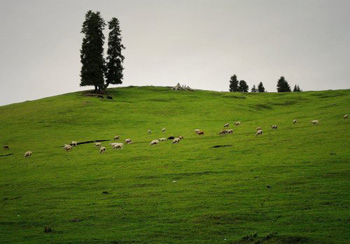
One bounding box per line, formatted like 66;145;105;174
80;11;125;93
229;75;301;93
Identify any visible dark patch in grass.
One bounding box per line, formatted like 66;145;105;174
236;232;308;244
70;139;110;146
132;183;159;188
212;145;233;148
102;191;110;194
222;95;247;99
165;170;236;179
312;92;345;99
0;153;13;157
271;100;298;106
253;104;272;110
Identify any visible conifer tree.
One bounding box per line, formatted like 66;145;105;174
229;75;239;92
251;85;257;92
277;76;291;92
258;82;265;92
239;80;249;92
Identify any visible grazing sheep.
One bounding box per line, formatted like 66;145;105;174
256;129;263;136
3;145;9;150
311;120;319;125
256;126;262;131
112;143;123;150
219;130;227;135
168;136;175;140
224;123;229;128
178;136;184;140
24;151;32;157
293;119;297;124
64;144;72;151
227;129;233;134
194;129;200;133
159;138;167;141
162;128;166;133
125;138;132;144
71;141;78;146
271;125;278;129
150;139;160;145
234;121;241;126
172;138;181;144
196;131;204;135
114;135;120;141
95;142;102;147
344;114;349;119
100;146;106;153
147;130;151;134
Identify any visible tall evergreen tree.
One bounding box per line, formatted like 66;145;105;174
229;75;239;92
258;82;265;92
293;84;302;92
239;80;249;92
251;85;257;93
105;18;125;90
277;76;291;92
80;11;106;92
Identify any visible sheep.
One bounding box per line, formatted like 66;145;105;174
95;142;102;147
114;135;120;141
168;136;175;140
64;144;72;151
24;151;32;157
194;129;200;133
150;139;160;145
344;114;349;119
311;120;319;125
293;119;297;124
3;145;9;150
172;138;181;144
178;136;184;140
196;131;204;135
125;138;132;144
162;128;166;133
71;141;78;146
234;121;241;126
256;129;263;136
219;130;227;135
227;129;233;134
147;130;151;134
271;125;278;129
159;138;167;141
112;143;123;150
100;146;106;153
256;126;262;131
224;123;229;128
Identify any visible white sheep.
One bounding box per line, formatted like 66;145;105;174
64;144;72;151
114;135;120;141
100;146;106;153
311;120;319;125
95;142;102;147
159;138;167;141
227;129;233;134
112;143;123;150
71;141;78;146
150;140;160;145
125;138;132;144
256;126;262;131
194;129;200;133
256;129;263;136
344;114;349;119
293;119;297;124
271;125;278;129
179;136;184;140
224;123;229;128
172;138;181;144
24;151;32;157
162;128;166;133
234;121;241;126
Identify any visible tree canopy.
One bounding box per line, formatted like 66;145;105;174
277;76;291;92
258;82;265;92
239;80;249;92
229;75;239;92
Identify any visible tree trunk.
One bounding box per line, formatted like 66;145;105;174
94;85;97;92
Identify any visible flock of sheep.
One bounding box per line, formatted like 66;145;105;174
2;114;349;158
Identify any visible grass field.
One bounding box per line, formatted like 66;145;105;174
1;86;350;243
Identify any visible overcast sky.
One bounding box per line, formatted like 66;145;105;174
0;0;349;105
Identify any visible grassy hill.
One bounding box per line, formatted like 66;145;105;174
1;86;350;243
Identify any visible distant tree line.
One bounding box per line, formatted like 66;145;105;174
80;11;125;93
229;74;301;93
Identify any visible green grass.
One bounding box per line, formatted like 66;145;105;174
0;86;350;243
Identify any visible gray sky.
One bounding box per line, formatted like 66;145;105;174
0;0;349;106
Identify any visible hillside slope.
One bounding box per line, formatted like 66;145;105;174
1;86;350;243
